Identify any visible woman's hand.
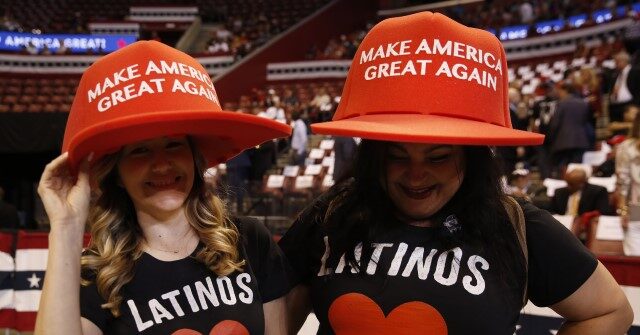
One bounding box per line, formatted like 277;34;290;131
37;152;92;231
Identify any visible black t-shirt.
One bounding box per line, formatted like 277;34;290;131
80;217;290;335
278;201;598;335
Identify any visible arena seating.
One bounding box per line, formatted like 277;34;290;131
2;0;130;33
0;76;78;113
198;0;330;57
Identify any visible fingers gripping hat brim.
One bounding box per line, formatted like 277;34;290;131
312;114;544;146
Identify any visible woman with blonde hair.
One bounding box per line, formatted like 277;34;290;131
34;41;292;335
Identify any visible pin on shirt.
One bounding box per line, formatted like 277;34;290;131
443;214;461;234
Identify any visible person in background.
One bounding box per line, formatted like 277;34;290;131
615;105;640;230
40;44;52;55
593;135;626;178
279;12;632;335
25;41;39;55
505;169;531;199
290;111;308;166
549;168;613;216
55;39;70;55
610;51;639;122
547;82;592;178
531;80;557;179
333;136;358;181
496;88;529;175
609;104;639;136
225;151;252;214
265;101;286;123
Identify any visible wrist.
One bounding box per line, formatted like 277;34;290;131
48;223;85;241
48;216;87;229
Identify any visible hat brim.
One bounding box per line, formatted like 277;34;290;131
66;110;292;169
311;114;544;146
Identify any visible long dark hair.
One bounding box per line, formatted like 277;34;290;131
320;140;526;294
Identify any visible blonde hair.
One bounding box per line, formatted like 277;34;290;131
80;141;244;317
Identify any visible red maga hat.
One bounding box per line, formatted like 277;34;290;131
62;41;292;169
311;12;544;146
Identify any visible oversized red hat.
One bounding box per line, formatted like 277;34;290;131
311;12;544;146
62;41;292;169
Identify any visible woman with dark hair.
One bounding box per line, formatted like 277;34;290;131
279;12;633;334
34;41;292;335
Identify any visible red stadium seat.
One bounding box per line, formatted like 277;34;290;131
6;86;21;95
43;104;58;113
23;86;37;95
59;103;71;113
18;95;34;104
34;95;49;104
54;86;70;95
50;95;64;104
2;95;18;105
12;104;27;113
39;86;53;96
27;104;43;113
37;78;51;87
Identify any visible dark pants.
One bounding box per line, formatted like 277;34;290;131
536;145;552;179
250;141;276;181
292;150;306;166
609;102;631;122
552;149;585;178
227;167;250;213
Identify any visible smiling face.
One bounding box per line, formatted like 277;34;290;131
384;142;465;222
117;136;195;219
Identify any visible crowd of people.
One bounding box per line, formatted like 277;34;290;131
383;0;637;30
304;26;369;60
204;14;293;59
2;0;328;61
500;46;638;179
1;7;91;34
225;83;341;125
311;1;638;61
200;0;329;59
442;0;631;31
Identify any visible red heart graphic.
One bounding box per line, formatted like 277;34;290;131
171;320;249;335
209;320;250;335
328;293;448;335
